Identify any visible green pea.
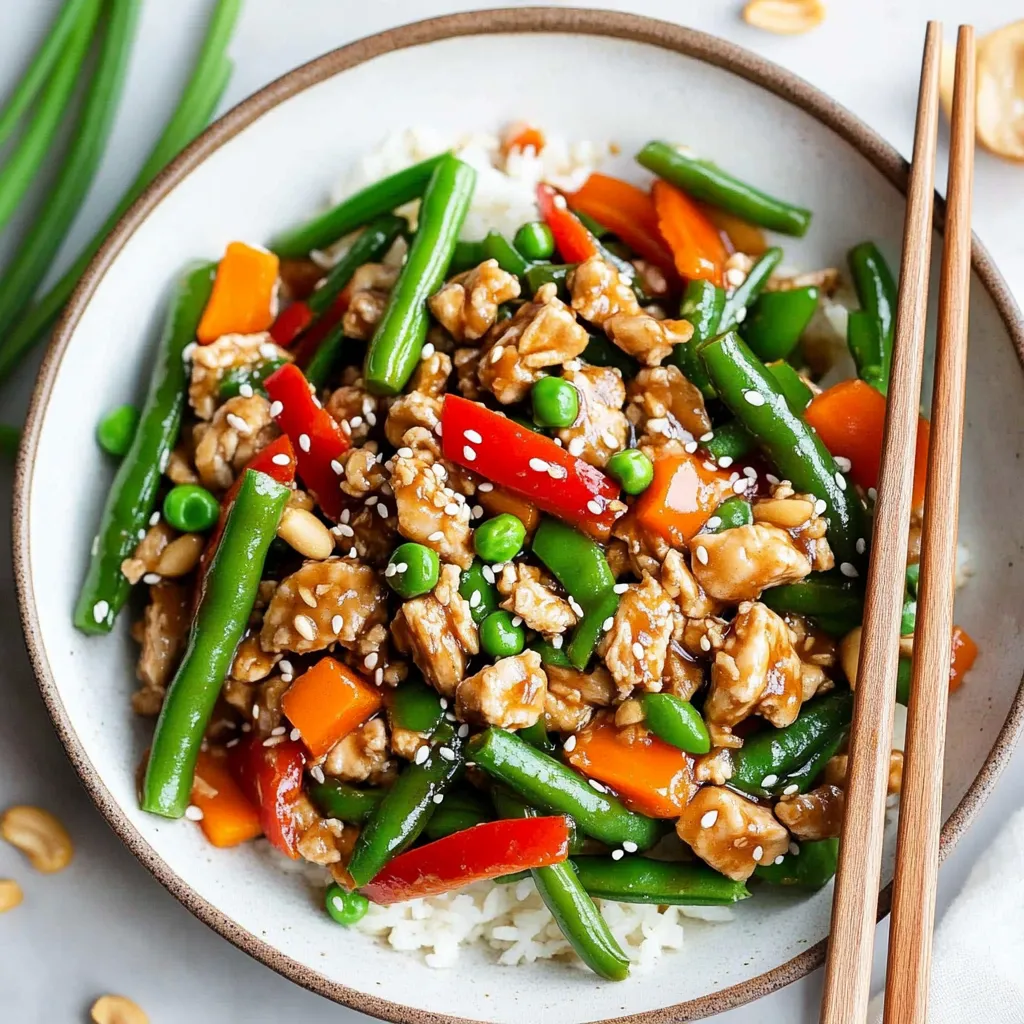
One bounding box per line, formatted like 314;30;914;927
605;448;654;495
386;542;440;598
480;611;525;659
473;514;526;563
710;496;753;532
219;357;288;399
531;376;579;429
643;693;711;754
514;221;555;261
162;484;220;532
324;883;369;926
459;559;501;623
96;404;140;457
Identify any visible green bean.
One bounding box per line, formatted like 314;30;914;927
582;332;639;379
572;855;750;905
483;231;530;278
74;262;215;634
773;725;848;797
760;576;864;636
141;470;290;817
519;718;557;754
525;262;570;298
422;789;493;842
720;248;783;330
364;155;476;394
301;327;345;391
219;357;288;399
847;242;897;392
271;154;448;259
766;360;814;413
754;838;838;889
675;279;724;396
530;639;573;669
567;591;620;671
642;694;711;754
701;421;754;464
308;780;384;823
636;141;812;236
449;239;486;274
741;287;820;363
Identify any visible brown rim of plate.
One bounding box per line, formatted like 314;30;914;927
11;7;1024;1024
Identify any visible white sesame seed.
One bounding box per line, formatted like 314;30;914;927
700;810;719;829
290;728;301;741
835;471;847;490
432;793;445;804
439;698;448;709
529;457;548;472
428;531;445;542
336;523;354;538
239;383;254;399
868;487;878;501
743;466;758;479
464;429;483;444
271;726;287;737
374;668;383;685
743;390;766;407
482;566;495;584
421;342;436;359
631;641;645;660
271;453;291;467
458;723;469;738
613;583;628;594
376;503;389;519
782;784;800;796
252;704;261;719
766;473;780;485
548;464;567;480
471;504;484;518
294;615;316;641
490;562;505;574
298;433;311;453
563;734;577;752
350;415;363;429
611;849;625;861
490;345;505;364
601;431;618;448
414;745;429;765
835;456;853;472
551;635;563;649
311;766;326;784
478;482;493;493
702;460;717;472
137;528;146;540
752;845;764;861
761;774;779;788
185;805;204;821
226;738;240;748
695;545;709;565
269;400;284;417
434;421;443;437
840;562;860;578
684;441;699;453
706;516;722;530
586;499;603;515
568;437;586;457
569;597;585;617
469;591;481;608
732;478;749;494
397;446;414;459
814;498;827;516
774;854;786;865
147;511;160;527
395;562;408;574
699;635;711;652
439;747;456;762
92;600;109;624
856;537;867;554
365;495;377;505
384;564;397;578
622;840;638;853
588;779;607;793
444;502;460;516
718;455;734;468
462;445;477;463
363;653;379;670
348;547;357;558
602;617;615;631
511;616;523;627
142;572;162;585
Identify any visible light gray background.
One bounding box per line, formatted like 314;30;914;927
1;1;1022;1021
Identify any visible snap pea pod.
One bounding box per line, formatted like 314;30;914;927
582;332;639;379
519;718;557;754
449;239;486;274
309;780;384;823
708;496;753;532
459;558;501;624
422;789;493;841
347;720;462;887
847;242;897;392
760;576;864;637
572;855;750;905
641;694;711;754
492;788;629;981
720;247;783;330
302;326;345;391
389;677;444;734
270;154;446;258
675;279;724;396
364;155;476;395
141;470;290;817
74;261;215;634
730;692;853;799
772;724;848;798
483;231;530;278
305;213;406;318
742;287;819;362
467;728;663;850
766;360;814;413
636;141;812;237
567;591;620;671
699;331;867;569
754;838;839;889
219;356;288;399
846;309;886;393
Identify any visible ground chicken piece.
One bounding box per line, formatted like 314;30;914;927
694;748;734;786
325;370;382;446
409;349;453;398
401;426;478;496
477;283;588;404
385;391;443;448
193;394;277;492
754;483;835;573
675;615;729;661
335;447;386;499
453;347;482;400
612;510;672;579
165;441;199;485
554;363;628;468
189;333;290;421
296;814;353;867
569;256;640;326
428;259;521;342
497;563;576;635
598;574;677;697
221;675;290;738
661;640;704;701
456;650;547;729
605;314;692;367
691;523;813;603
230;633;279;683
605;539;632;580
323;717;390;783
389;444;474;569
784;613;838;703
626;364;711;448
677;786;790;880
342;621;408;686
660;548;718;618
631;259;670;299
121;522;175;585
544;663;616;733
392;564;479;697
342;263;399;340
775;784;845;840
260;557;386;654
388;726;428;761
343;500;399;568
130;582;189;715
825;751;903;794
706;602;804;737
765;267;839;295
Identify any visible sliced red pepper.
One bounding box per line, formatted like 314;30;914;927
291;287;352;367
536;182;600;264
228;736;307;858
269;300;314;347
361;817;571;905
199;434;296;580
567;173;676;276
441;395;621;541
264;362;349;521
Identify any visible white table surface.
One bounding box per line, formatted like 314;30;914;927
1;1;1021;1021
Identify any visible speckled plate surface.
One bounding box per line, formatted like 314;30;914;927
13;9;1024;1023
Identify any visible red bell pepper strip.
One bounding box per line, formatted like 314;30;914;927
199;434;296;580
269;300;315;347
441;395;621;541
567;173;676;275
361;816;571;905
536;182;600;263
228;736;307;858
264;362;349;520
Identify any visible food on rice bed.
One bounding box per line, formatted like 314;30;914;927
78;123;977;978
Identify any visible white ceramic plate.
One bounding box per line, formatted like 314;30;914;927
15;10;1024;1024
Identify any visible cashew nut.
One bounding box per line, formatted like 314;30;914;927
1;805;73;873
90;994;149;1024
743;0;826;36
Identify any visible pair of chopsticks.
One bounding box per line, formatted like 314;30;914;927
819;22;976;1024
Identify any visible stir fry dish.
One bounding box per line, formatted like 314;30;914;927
77;126;978;978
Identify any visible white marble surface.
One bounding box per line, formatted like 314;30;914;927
1;1;1021;1021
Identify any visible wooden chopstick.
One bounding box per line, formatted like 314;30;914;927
819;22;943;1024
883;25;976;1024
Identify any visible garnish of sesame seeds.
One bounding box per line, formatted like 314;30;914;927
840;562;859;578
269;401;283;417
700;810;718;828
622;841;638;853
761;774;779;788
743;389;766;406
563;734;577;752
611;849;625;861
